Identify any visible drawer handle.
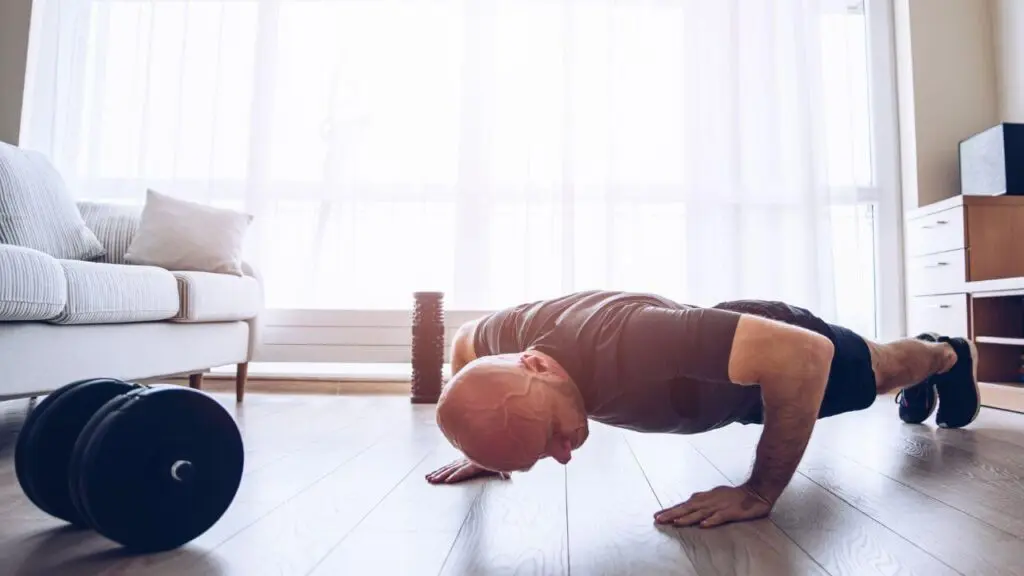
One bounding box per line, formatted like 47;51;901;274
928;304;952;309
921;220;949;229
924;262;949;268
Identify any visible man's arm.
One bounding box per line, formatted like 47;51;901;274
727;314;833;503
427;317;511;485
653;312;832;527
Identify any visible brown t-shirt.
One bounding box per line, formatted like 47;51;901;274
472;290;763;434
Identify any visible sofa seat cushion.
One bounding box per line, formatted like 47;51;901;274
171;271;260;323
0;245;67;321
49;260;180;325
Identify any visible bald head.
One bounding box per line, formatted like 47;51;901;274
436;351;589;473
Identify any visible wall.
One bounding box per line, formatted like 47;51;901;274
993;0;1024;121
0;0;33;145
893;0;1000;210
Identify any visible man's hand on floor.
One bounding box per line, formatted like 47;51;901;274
425;458;510;484
653;484;772;528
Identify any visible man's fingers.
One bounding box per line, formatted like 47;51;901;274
425;460;512;485
699;510;731;528
654;490;716;522
447;464;481;483
426;468;455;483
429;468;455;484
656;486;772;529
425;461;461;482
653;505;686;524
654;501;702;524
432;463;468;484
673;507;718;527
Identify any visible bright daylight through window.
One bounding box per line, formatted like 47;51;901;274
20;0;897;353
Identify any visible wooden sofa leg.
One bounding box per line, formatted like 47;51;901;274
189;373;203;390
236;362;248;403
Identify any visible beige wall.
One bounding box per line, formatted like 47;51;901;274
993;0;1024;121
894;0;1000;210
0;0;33;145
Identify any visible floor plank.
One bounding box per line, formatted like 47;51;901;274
797;449;1024;576
623;430;829;576
689;426;961;576
187;410;441;575
439;458;569;576
567;424;700;576
944;404;1024;450
810;407;1024;539
307;445;484;576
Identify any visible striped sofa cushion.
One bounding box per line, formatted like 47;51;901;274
49;260;180;325
77;202;140;265
0;245;66;321
0;142;105;260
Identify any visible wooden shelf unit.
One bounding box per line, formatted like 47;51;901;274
974;336;1024;346
906;195;1024;413
968;282;1024;406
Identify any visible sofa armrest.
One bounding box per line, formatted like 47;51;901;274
241;260;264;361
77;202;141;264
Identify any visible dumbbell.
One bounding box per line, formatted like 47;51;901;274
15;378;244;553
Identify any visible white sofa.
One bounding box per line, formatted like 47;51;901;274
0;201;262;402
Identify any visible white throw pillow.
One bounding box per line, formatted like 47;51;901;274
125;189;253;276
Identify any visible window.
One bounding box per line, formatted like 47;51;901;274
21;0;902;361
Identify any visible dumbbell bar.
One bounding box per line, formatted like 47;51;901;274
15;378;244;553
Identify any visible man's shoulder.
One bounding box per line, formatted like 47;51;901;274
449;316;485;375
453;317;482;354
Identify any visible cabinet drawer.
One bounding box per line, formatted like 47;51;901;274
907;294;969;338
906;206;965;257
906;249;967;296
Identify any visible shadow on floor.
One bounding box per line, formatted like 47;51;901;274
3;524;226;576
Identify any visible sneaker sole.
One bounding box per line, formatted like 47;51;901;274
938;338;980;429
915;332;940;424
923;386;938;422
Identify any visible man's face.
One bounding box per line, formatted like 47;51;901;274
475;350;590;471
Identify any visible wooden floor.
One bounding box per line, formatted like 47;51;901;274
1;391;1023;576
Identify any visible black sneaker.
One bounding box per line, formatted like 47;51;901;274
933;336;980;429
895;333;940;424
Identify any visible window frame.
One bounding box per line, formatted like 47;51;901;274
862;0;905;342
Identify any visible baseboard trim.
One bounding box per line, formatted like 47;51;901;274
163;377;411;396
207;361;439;383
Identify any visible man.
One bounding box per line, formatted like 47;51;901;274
425;290;979;528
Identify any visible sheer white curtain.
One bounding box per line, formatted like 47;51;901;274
20;0;878;333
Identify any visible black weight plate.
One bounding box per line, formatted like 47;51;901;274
75;385;244;552
14;378;95;513
68;389;142;530
14;378;137;525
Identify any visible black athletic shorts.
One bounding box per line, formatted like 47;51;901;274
710;300;878;425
